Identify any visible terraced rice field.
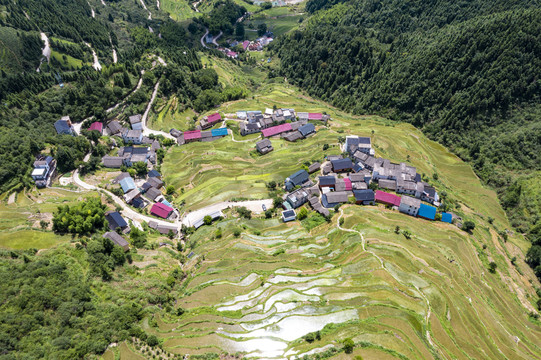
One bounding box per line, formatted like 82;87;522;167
144;210;541;359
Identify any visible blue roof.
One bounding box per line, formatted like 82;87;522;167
211;128;228;137
441;212;452;223
418;203;436;220
148;170;161;177
287;170;309;187
353;189;374;202
353;163;363;172
319;176;336;186
331;158;353;171
161;199;172;207
106;212;127;229
298;123;315;137
132;198;145;208
119;177;136;193
54;119;72;134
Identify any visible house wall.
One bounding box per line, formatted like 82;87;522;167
398;203;419;216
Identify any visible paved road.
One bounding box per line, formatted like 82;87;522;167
201;28;209;48
212;31;223;46
141;81;175;140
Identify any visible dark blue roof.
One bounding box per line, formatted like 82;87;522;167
418;203;436;220
54;119;72;134
319;176;336;186
441;212;452;223
298;123;315;137
211;128;228;137
288;170;309;186
148;170;161;177
132;198;145;208
106;212;127;229
414;173;422;182
45;156;53;164
358;137;371;144
353;163;363;172
331;158;353;171
353;189;375;201
283;210;295;217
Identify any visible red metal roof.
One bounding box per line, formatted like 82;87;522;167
184;130;201;140
150;202;173;219
375;190;401;206
344;178;352;191
89;122;103;133
308;113;323;120
261;123;293;137
207;113;222;123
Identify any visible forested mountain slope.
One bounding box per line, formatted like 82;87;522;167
273;1;541;256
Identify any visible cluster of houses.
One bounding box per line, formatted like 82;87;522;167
112;169;176;220
170;113;229;145
239;108;328;139
280;135;453;225
31;155;56;188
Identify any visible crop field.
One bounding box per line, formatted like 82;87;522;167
159;0;199;21
135;206;541;359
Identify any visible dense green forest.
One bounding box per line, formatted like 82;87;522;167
272;0;541;277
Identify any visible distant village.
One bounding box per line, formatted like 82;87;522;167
33;105;454;251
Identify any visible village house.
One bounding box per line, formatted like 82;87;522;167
119;146;151;167
256;138;273;154
421;184;439;205
285;169;310;191
102;156;124;168
378;179;397;191
353;151;376;171
298;123;316;138
119;177;136;193
282;209;296;222
201;130;213;142
353;189;375;205
375;190;401;207
418;203;437;220
170;129;182;138
129;114;143;130
113;172;130;184
124;189;142;205
105;211;130;233
32;156;55;188
192;210;223;228
54;116;76;136
331;158;353;173
398;195;421;217
345;136;373;155
322;191;348;208
150;202;174;219
200;113;222;129
308;162;321;174
262;123;293;138
88;121;103;134
286;188;309;209
107;120;124;136
308;196;330;217
236;111;247;120
283;131;303;142
123;129;143;144
148;170;161;179
184;130;202;143
318;175;336;189
211;128;228;138
441;212;453;223
322;162;333;175
240;122;261;135
103;232;129;251
147;176;163;189
144;187;162;202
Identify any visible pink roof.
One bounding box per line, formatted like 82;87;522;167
261;123;293;137
226;51;237;57
150;202;173;219
207;113;222;123
243;40;250;50
375;190;401;206
344;178;352;191
308;113;323;120
184;130;201;140
89;122;103;133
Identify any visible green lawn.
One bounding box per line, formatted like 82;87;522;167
0;230;71;249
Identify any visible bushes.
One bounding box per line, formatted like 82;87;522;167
52;197;106;235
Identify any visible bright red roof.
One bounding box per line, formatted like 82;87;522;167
344;178;352;191
375;190;401;206
308;113;323;120
184;130;201;140
261;123;293;137
150;202;173;218
89;122;103;132
207;113;222;123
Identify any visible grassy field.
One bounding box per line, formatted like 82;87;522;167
160;0;199;20
0;188;95;250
